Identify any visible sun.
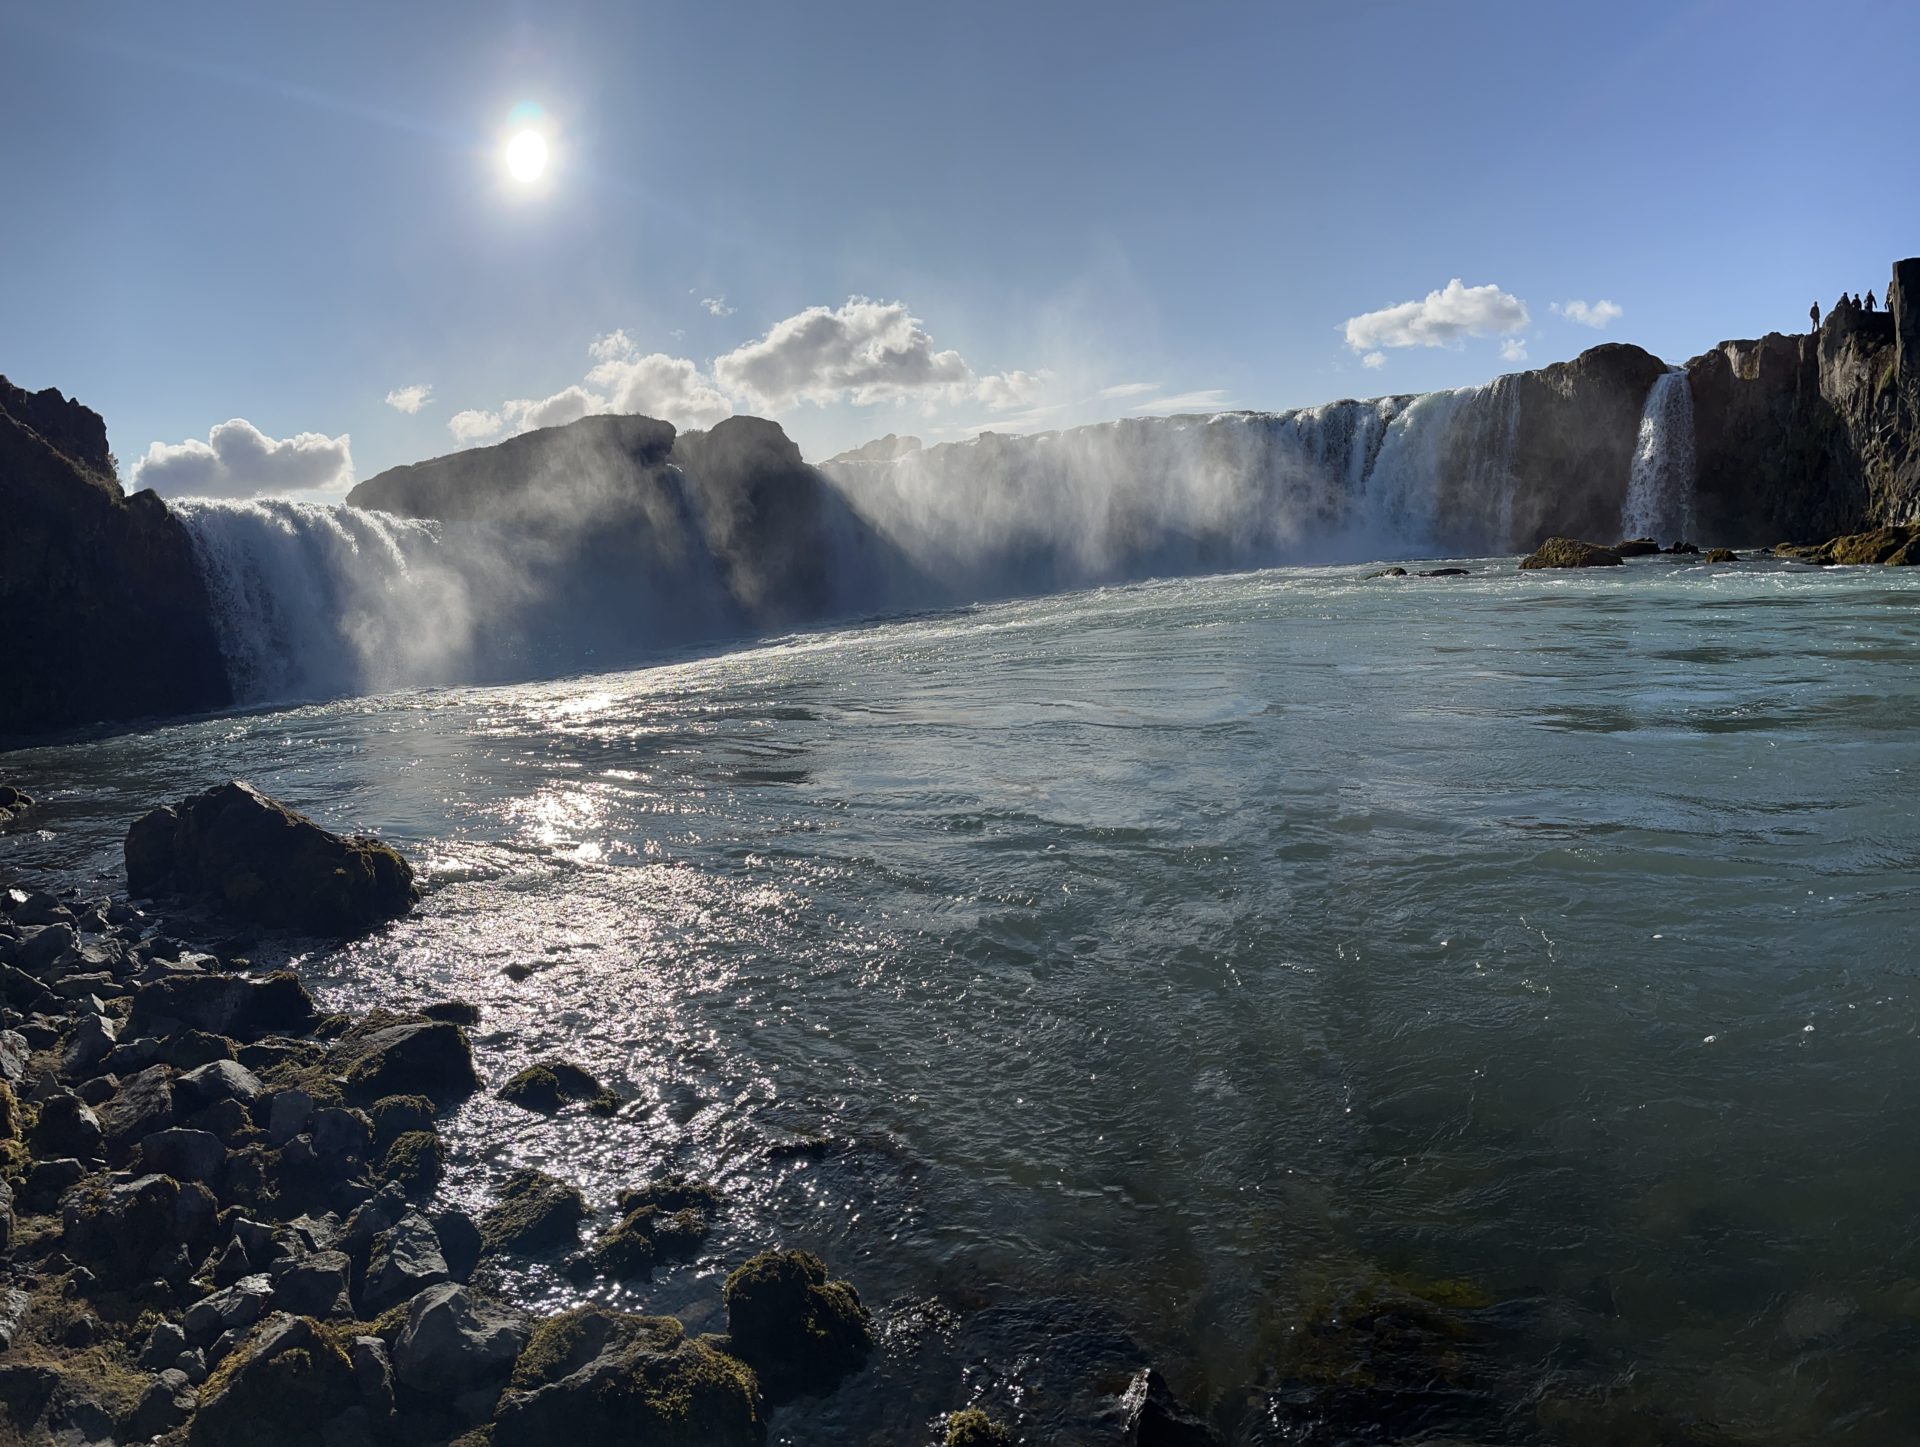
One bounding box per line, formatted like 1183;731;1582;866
504;129;548;183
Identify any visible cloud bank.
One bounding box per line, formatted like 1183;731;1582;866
1344;280;1530;354
134;419;354;499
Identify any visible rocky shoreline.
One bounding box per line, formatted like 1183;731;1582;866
0;784;1015;1447
0;783;1267;1446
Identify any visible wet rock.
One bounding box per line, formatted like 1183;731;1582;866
1519;537;1624;569
363;1212;450;1314
1665;540;1700;555
175;1057;264;1111
311;1105;372;1161
271;1249;353;1318
1705;546;1741;562
721;1248;873;1401
368;1093;434;1153
1418;567;1472;577
332;1019;479;1102
1366;566;1408;578
140;1125;227;1182
497;1059;618;1115
478;1169;586;1256
421;999;480;1026
491;1305;761;1447
266;1087;316;1145
29;1093;103;1160
378;1129;445;1198
1612;537;1661;557
187;1313;360;1447
129;970;318;1041
184;1273;275;1347
945;1407;1016;1446
1120;1367;1223;1446
125;781;418;936
0;1028;29;1081
432;1210;483;1284
390;1283;530;1394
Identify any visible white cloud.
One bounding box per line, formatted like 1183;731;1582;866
1099;381;1156;399
585;338;732;429
1129;389;1230;413
134;419;353;499
384;384;433;414
1343;279;1530;354
588;330;635;363
700;295;736;317
448;409;503;443
1361;351;1387;370
713;297;975;410
1553;299;1623;329
1500;337;1530;362
973;369;1051;411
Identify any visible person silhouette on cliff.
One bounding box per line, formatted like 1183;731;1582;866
1866;289;1877;312
1811;301;1821;329
1837;292;1851;315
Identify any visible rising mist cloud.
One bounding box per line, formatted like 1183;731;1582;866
1344;280;1530;354
134;419;354;498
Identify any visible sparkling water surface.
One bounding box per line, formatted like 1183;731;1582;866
7;555;1920;1443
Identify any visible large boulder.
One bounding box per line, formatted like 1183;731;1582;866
1518;537;1624;570
478;1169;587;1255
125;781;417;936
390;1283;530;1393
492;1305;762;1447
721;1248;872;1401
188;1313;359;1447
332;1017;479;1102
129;971;318;1040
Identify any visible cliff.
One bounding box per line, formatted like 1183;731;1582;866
0;377;230;743
1687;259;1920;542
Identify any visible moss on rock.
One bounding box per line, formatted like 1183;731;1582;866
379;1129;446;1198
478;1169;586;1255
946;1406;1016;1446
497;1060;618;1115
721;1248;872;1401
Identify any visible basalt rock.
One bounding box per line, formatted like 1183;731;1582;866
478;1169;586;1256
497;1059;618;1115
332;1016;479;1102
0;375;230;742
721;1248;873;1401
188;1313;360;1447
125;781;417;936
1519;538;1624;570
491;1306;762;1447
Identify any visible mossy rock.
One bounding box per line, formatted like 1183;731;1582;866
0;1080;17;1141
369;1093;435;1154
478;1169;586;1255
1704;547;1740;563
615;1174;721;1217
946;1406;1016;1445
493;1306;760;1447
1519;537;1623;570
722;1248;872;1401
379;1129;446;1198
188;1315;359;1447
498;1060;618;1115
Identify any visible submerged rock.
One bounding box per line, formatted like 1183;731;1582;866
1519;537;1624;570
1612;537;1661;557
497;1059;618;1115
125;781;417;936
721;1248;872;1401
946;1406;1017;1445
1120;1366;1223;1446
1705;547;1740;562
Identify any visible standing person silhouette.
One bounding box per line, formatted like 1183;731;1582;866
1811;301;1821;329
1867;289;1877;311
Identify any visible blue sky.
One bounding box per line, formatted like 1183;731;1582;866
5;0;1919;497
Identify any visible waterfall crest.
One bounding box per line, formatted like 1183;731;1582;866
1619;370;1697;544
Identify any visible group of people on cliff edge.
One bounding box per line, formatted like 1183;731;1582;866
1812;290;1879;329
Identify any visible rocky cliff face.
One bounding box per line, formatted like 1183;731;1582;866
1687;259;1920;543
0;378;229;742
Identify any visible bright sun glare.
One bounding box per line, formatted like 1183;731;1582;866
505;129;548;183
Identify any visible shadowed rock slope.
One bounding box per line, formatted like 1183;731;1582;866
0;377;229;742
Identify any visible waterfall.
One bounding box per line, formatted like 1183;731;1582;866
1618;369;1697;544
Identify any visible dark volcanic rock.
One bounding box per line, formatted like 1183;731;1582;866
188;1313;359;1447
479;1169;587;1256
0;376;230;742
125;781;417;935
1120;1366;1224;1446
492;1307;762;1447
721;1248;873;1401
1519;538;1624;570
130;970;317;1041
333;1018;479;1101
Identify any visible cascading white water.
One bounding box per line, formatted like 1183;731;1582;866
1619;369;1697;544
174;499;478;703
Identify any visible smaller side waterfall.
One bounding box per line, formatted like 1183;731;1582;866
1619;369;1697;544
